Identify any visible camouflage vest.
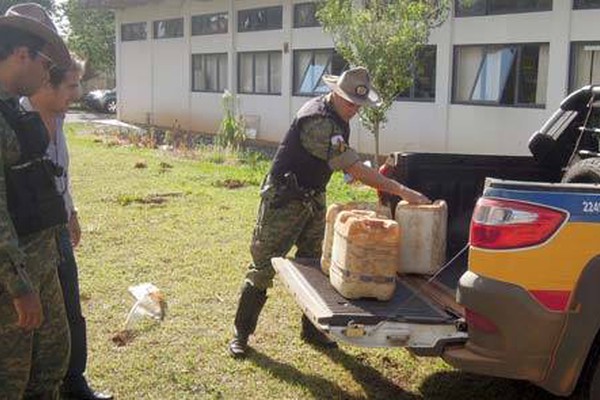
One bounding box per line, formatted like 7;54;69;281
0;100;67;236
269;96;350;191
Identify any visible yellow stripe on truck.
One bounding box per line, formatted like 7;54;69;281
469;222;600;291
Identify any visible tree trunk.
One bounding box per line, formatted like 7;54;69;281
373;121;380;169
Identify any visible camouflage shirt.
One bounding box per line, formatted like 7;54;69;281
298;99;360;171
0;86;34;297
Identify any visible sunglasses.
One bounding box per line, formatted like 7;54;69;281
35;50;56;71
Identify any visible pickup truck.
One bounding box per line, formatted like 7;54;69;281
272;86;600;398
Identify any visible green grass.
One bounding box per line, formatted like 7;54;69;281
65;124;564;399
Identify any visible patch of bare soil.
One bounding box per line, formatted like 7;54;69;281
111;330;137;347
213;179;247;189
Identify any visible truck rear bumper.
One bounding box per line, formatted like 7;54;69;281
442;271;565;383
443;344;552;382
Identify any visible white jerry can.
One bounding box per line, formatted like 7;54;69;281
395;200;447;275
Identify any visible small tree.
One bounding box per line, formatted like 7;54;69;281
58;0;115;81
216;90;246;151
317;0;449;165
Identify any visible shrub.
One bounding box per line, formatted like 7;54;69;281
216;90;246;150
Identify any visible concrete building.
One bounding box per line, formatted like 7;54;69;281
90;0;600;155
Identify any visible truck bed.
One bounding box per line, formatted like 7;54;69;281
387;153;562;256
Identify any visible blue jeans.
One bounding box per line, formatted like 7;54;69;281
57;226;87;387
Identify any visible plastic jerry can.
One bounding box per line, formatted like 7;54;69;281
321;202;386;275
394;200;447;275
329;211;400;301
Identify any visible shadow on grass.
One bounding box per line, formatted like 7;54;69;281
244;345;573;399
322;348;420;400
419;370;572;400
248;348;417;400
322;347;571;400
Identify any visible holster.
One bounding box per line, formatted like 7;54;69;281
266;172;323;210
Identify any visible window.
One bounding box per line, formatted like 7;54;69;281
294;3;320;28
570;42;600;92
293;49;345;96
398;45;437;101
455;0;552;16
453;43;549;107
192;53;228;93
238;6;282;32
574;0;600;9
238;51;282;95
153;18;183;39
121;22;147;42
192;12;228;35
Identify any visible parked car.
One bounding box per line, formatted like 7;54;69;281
82;88;117;114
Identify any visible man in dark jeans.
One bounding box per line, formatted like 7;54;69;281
26;57;113;400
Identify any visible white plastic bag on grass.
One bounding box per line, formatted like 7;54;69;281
124;283;167;330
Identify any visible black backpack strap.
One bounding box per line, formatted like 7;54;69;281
0;98;20;128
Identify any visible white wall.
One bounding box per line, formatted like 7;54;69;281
115;0;600;156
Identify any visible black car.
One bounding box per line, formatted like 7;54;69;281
82;89;117;114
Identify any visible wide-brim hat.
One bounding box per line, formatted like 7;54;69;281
0;3;70;69
323;67;381;107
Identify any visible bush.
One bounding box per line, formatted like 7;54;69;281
216;90;246;150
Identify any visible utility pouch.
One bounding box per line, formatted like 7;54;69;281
0;100;67;236
270;172;324;210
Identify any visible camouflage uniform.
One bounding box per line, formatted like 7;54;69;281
0;88;69;399
247;117;359;290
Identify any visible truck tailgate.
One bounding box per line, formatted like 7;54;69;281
273;257;467;355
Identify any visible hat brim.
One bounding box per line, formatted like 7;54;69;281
323;74;381;107
0;16;70;69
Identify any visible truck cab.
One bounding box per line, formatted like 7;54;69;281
273;86;600;398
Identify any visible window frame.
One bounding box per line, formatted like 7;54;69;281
153;17;184;39
191;53;228;93
454;0;552;17
573;0;600;9
569;41;600;92
191;12;228;36
293;2;320;28
396;45;437;103
121;22;147;42
451;42;548;109
238;6;283;32
237;51;282;95
292;48;346;96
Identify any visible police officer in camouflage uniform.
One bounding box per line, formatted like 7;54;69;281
229;67;430;358
0;4;72;399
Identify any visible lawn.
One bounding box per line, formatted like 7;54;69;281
65;123;563;399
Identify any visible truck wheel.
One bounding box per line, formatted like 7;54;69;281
579;339;600;399
105;99;117;114
562;158;600;183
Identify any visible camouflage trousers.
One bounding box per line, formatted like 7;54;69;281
245;184;326;291
0;229;70;400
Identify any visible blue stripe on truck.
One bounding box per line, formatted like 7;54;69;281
484;187;600;223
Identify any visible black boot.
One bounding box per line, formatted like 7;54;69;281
229;282;267;358
300;314;338;349
61;376;113;400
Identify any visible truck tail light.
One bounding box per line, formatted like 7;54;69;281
465;308;498;334
470;198;567;250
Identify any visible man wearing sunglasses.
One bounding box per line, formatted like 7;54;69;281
0;3;72;399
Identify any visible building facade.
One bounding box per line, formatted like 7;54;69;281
107;0;600;155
